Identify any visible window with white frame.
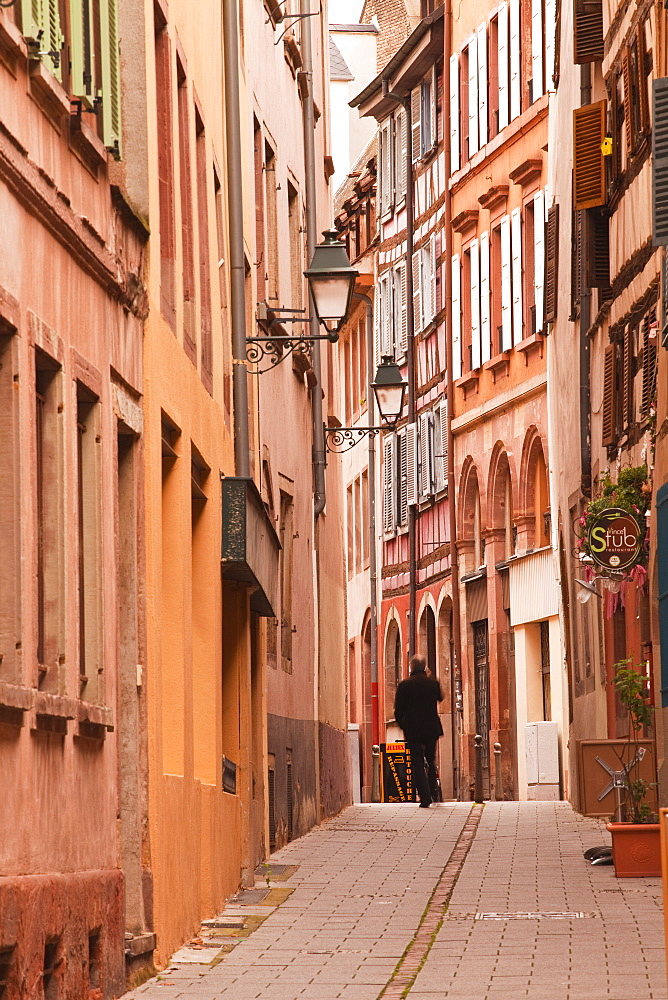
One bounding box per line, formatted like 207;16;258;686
411;68;438;163
375;260;408;363
378;109;408;217
412;235;437;334
382;404;447;535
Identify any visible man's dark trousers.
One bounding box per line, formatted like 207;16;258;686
406;739;438;805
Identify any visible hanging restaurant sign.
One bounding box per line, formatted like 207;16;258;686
586;507;643;571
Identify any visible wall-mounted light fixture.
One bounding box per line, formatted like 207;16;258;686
325;356;406;453
246;230;358;373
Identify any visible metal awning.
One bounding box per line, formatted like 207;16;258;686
221;477;280;617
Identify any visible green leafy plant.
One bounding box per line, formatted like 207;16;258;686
613;657;655;824
576;465;651;573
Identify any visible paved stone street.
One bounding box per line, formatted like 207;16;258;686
125;802;667;1000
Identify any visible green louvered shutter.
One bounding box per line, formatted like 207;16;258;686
20;0;43;42
44;0;64;80
657;482;668;707
69;0;95;104
100;0;122;158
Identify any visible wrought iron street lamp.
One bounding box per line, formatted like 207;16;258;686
246;230;358;373
325;356;407;453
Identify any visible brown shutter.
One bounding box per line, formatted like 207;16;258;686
621;325;633;429
622;48;633;156
641;311;658;414
545;204;559;323
652;78;668;245
602;342;616;446
637;25;650;134
570;209;584;318
586;208;610;288
574;0;604;65
573;101;607;210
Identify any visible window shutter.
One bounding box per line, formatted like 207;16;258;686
480;230;491;362
451;255;462;378
397;109;408;198
586;208;610;288
412;251;422;334
658;484;668;708
69;0;89;101
380;275;392;356
574;0;604;65
100;0;122;157
545;0;556;90
450;55;460;173
470;238;481;369
545;204;559;323
378;124;386;217
380;120;392;215
477;23;488;147
637;24;650;134
641;311;658;414
652;78;668;246
411;87;422;163
573;101;606;210
622;325;633;428
571;209;584;317
500;214;513;350
602;343;616;446
509;0;521;121
511;207;523;345
383;435;396;535
20;0;43;41
531;0;543;100
498;3;510;130
468;34;479;157
397;261;408;355
419;412;434;499
430;65;438;149
622;48;633;157
406;422;418;507
398;428;408;528
429;233;437;322
436;397;449;489
533;190;545;332
373;282;381;368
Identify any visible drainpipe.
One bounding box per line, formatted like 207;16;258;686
301;0;327;517
354;291;380;797
443;0;462;799
384;83;418;663
222;0;250;479
579;63;592;498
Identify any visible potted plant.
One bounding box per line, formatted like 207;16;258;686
606;658;660;877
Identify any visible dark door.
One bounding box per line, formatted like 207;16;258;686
473;620;491;799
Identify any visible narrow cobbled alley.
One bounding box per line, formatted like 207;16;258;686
126;803;667;1000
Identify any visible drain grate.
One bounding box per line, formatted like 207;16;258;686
230;889;269;905
253;863;299;881
474;911;597;920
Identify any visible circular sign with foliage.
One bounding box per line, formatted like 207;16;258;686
586;507;643;570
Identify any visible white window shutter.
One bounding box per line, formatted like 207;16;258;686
411;87;421;163
436;397;449;489
406;422;418;507
468;34;479;157
428;233;436;322
373;282;381;368
500;215;512;351
509;0;521;121
380;120;392;214
395;261;408;355
418;412;432;499
451;255;462;378
378;124;386;216
398;428;408;528
511;206;523;344
430;65;438;148
534;190;545;333
477;23;488;148
531;0;543;100
498;3;509;130
380;275;393;356
412;251;422;334
470;238;481;369
450;55;460;173
480;230;491;363
398;109;408;197
383;435;396;535
545;0;556;90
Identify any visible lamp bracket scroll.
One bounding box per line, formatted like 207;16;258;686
324;426;383;454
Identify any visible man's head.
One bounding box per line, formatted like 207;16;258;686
410;656;427;674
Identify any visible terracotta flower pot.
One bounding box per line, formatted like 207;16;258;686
606;822;661;877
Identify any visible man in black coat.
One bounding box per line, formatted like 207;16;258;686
394;656;444;808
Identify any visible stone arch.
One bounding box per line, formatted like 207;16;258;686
418;602;437;676
459;458;483;573
488;443;515;561
519;427;550;550
383;611;403;724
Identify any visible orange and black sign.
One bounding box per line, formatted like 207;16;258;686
587;507;643;571
380;742;416;803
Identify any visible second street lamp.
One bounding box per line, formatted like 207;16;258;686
325;356;407;453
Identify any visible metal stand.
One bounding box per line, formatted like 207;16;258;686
371;744;381;803
494;742;503;802
474;734;484;803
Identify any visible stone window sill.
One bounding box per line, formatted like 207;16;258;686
28;60;71;127
69;113;108;173
454;370;479;399
483;351;511;382
516;333;544;363
0;10;27;75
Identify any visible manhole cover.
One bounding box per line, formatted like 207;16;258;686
230;889;269;905
475;911;597;920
